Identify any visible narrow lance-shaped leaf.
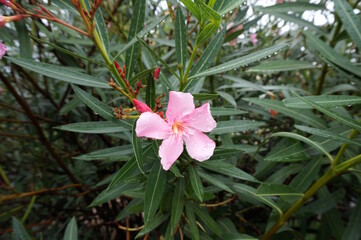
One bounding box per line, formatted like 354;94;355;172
55;121;129;134
334;0;361;49
175;6;187;73
12;217;31;240
256;183;303;197
144;161;166;226
190;42;288;79
6;57;110;89
212;120;265;135
247;60;315;73
255;2;324;13
132;121;145;175
180;0;201;20
63;217;78;240
215;0;247;16
125;0;146;79
188;202;222;236
15;21;32;59
170;178;185;232
146;73;156;109
283;95;361;109
293;92;361;132
188;166;204;201
185;204;200;240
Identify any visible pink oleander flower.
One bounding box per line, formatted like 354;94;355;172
133;99;152;113
250;33;258;45
0;42;6;59
136;91;217;170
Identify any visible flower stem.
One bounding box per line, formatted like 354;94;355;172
181;43;198;90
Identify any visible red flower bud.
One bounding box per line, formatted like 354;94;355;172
133;99;152;113
153;66;161;80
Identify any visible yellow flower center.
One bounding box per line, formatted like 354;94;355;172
172;121;185;135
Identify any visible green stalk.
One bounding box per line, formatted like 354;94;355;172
181;43;198;90
333;129;358;166
21;196;36;223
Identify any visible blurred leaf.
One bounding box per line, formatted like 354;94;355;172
144;161;166;226
15;22;32;59
136;213;169;238
271;132;334;163
74;144;136;161
180;0;201;20
197;170;234;193
185;204;200;240
244;98;327;129
247;60;315;73
170;178;185;232
125;0;146;79
216;91;237;107
191;42;288;79
193;93;219;100
210;107;246;116
295;125;361;147
12;217;31;240
130;67;156;85
342;197;361;240
7;57;110;88
283;95;361;108
63;217;78;240
293;92;361;132
189;166;204;201
116;198;143;220
55;121;129;134
214;0;247;16
200;161;259;182
175;7;187;72
290;158;322;192
257;2;324;13
188;202;222;236
334;0;361;49
212;120;265;135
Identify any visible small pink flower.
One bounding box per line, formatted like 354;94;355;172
250;33;258;45
136;91;217;170
0;42;6;59
133;99;152;113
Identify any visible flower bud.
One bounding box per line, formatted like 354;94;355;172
133;99;152;113
153;66;161;80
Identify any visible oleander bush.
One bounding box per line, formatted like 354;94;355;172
0;0;361;239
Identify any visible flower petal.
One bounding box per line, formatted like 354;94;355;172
133;99;152;113
159;135;184;170
136;112;170;139
182;102;216;132
166;91;195;124
184;131;215;161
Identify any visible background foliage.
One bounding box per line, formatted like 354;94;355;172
0;0;361;239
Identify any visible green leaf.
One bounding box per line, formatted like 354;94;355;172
107;145;152;190
247;60;315;73
12;217;31;240
290;158;322;192
72;85;119;122
295;125;361;147
215;0;247;16
256;183;303;197
84;0;109;52
15;22;32;59
190;42;288;79
192;93;219;101
200;161;259;182
74;144;136;161
136;213;170;238
244;98;327;129
55;121;129;134
211;107;246;116
130;67;156;85
188;166;204;201
304;31;361;79
196;0;221;45
216;91;237;107
271;132;334;163
197;170;234;193
293;92;361;132
184;28;226;91
132;121;145;175
116;198;143;220
233;183;282;216
63;217;78;240
6;57;110;88
212;120;265;135
144;161;166;226
175;7;187;72
113;15;169;61
125;0;146;79
185;205;200;240
180;0;201;20
283;95;361;109
188;202;222;236
256;2;324;13
90;182;139;207
342;197;361;240
170;178;185;232
334;0;361;49
146;73;156;109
